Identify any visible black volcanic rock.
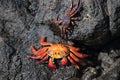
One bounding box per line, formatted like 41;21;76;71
0;0;120;80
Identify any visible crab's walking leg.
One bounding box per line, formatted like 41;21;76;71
30;46;47;55
68;56;79;69
71;17;79;20
27;52;47;60
40;36;52;46
39;52;47;59
70;0;81;17
67;0;73;14
60;26;68;39
27;55;41;59
48;58;57;69
68;46;80;51
70;49;88;58
60;26;64;38
61;57;68;66
70;53;84;63
30;46;38;55
37;55;49;64
55;14;62;25
63;27;68;39
71;21;77;26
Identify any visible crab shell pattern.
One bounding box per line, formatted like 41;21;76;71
27;36;88;69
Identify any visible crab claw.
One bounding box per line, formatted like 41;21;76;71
61;57;68;66
48;58;57;69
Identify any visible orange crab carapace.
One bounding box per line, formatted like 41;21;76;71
27;36;88;69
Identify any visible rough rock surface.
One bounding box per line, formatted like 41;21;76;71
0;0;120;80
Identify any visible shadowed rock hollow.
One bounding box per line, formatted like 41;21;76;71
0;0;120;80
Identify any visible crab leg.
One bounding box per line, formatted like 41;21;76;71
30;46;37;55
61;57;68;66
70;0;81;17
68;46;80;51
70;49;88;58
55;20;63;25
40;36;52;46
60;25;69;39
60;26;64;38
27;55;42;60
48;58;57;69
71;21;76;26
63;27;68;39
71;17;79;20
55;14;63;25
38;52;48;59
68;56;79;69
37;55;49;64
70;0;81;15
67;0;73;14
30;46;47;55
70;53;84;63
27;51;47;59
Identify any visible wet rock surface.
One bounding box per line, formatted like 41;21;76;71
0;0;120;80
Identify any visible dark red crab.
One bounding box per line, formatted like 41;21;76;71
55;0;81;39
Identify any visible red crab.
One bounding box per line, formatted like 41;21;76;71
27;36;88;69
55;0;81;39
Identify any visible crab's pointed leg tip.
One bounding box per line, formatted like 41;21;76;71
27;56;31;58
30;45;33;48
36;61;41;64
48;59;57;69
30;45;35;50
61;58;68;66
75;66;80;69
84;54;89;58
